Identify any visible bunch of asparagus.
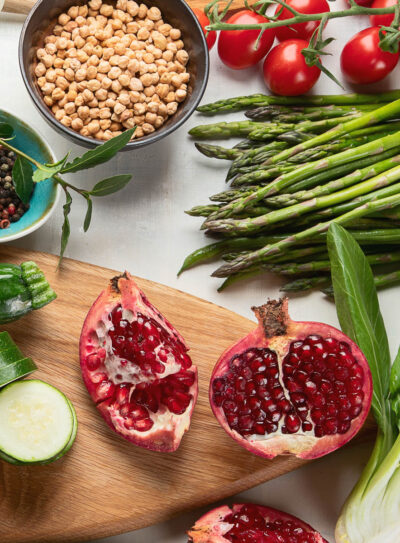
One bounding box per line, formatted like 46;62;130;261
180;92;400;294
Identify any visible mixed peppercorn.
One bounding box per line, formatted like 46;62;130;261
0;147;31;229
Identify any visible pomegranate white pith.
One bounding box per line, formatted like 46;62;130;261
209;299;372;460
80;273;198;452
187;503;328;542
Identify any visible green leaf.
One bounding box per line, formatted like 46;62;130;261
390;346;400;430
327;223;392;434
61;129;135;174
58;190;72;267
83;197;93;232
32;154;69;183
12;157;34;204
89;174;132;197
0;123;14;139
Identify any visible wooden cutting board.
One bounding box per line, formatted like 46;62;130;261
2;0;245;14
0;246;375;543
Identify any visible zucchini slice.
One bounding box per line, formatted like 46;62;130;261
0;380;76;464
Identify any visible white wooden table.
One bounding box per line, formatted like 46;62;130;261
1;8;399;542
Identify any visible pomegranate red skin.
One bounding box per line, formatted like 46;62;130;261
80;273;198;453
209;299;372;460
187;503;328;542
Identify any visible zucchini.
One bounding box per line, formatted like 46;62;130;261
0;380;77;465
0;332;37;387
0;261;56;324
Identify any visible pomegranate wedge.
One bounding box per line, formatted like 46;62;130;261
188;503;328;542
80;273;198;452
210;298;372;459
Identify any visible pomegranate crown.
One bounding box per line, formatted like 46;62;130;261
252;297;289;338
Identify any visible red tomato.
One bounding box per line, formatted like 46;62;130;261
370;0;397;27
218;10;275;70
192;7;217;50
346;0;373;6
275;0;330;42
263;39;320;96
340;27;399;84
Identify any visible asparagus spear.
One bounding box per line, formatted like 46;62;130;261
270;251;400;275
245;104;379;121
207;131;400;221
281;276;331;292
194;143;243;160
261;100;400;166
210;188;254;203
267;154;400;207
322;269;400;296
268;148;400;204
211;193;400;277
197;91;400;114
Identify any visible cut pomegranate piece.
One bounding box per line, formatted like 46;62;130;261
209;298;372;460
80;273;198;452
187;503;328;542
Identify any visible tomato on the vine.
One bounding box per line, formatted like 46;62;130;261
192;7;217;50
340;27;399;84
370;0;397;27
218;10;275;70
275;0;330;42
346;0;373;6
263;39;321;96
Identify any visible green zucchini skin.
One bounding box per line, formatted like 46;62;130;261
0;261;56;324
0;332;37;387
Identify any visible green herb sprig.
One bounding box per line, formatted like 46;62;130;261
0;124;134;264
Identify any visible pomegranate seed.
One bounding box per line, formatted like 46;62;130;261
86;349;106;371
96;380;116;401
285;414;301;433
323;419;338;435
253;423;266;435
91;372;108;384
180;353;192;369
302;421;313;432
129;403;149;420
133;418;154;432
245;381;257;396
324;337;339;352
116;385;130;404
338;421;351;434
223;400;238;413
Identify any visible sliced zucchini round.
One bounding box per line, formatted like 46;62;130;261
0;380;77;464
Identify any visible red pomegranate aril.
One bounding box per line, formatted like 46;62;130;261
285;414;301;433
86;349;105;371
253;423;267;435
133;418;154;432
223;400;238;413
209;298;372;460
91;372;108;384
96;380;116;401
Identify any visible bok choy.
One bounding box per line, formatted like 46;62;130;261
327;223;400;543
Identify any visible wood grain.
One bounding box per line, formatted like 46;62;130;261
0;246;375;543
3;0;245;14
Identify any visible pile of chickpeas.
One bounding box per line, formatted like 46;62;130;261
34;0;190;141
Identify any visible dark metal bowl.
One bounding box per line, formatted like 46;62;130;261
19;0;209;150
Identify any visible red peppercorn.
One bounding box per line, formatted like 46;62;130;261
7;204;15;216
0;219;10;229
1;211;9;220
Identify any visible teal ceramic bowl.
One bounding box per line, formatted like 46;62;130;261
0;110;60;242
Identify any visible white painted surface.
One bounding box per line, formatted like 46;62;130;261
0;7;399;542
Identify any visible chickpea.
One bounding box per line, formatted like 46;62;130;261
100;118;112;130
82;89;95;102
100;3;113;17
114;102;126;116
75;94;85;107
108;66;122;80
64;102;76;115
35;63;46;77
43;54;55;68
101;76;113;90
133;102;146;115
127;58;139;75
86;66;97;79
167;102;178;115
67;89;78;101
89;0;102;10
129;77;143;91
137;27;150;41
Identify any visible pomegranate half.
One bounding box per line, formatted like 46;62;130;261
209;298;372;459
80;273;198;452
187;503;328;542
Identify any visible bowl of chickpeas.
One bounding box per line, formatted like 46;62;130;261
19;0;209;149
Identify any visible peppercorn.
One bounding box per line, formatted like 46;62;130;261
0;146;32;230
